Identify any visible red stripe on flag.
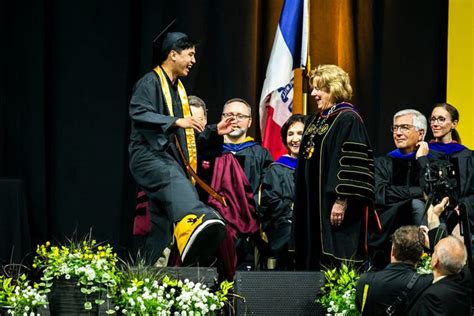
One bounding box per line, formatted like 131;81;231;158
262;106;288;160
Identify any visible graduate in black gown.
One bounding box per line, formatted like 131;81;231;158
258;114;305;270
128;31;235;266
294;64;377;269
427;103;474;232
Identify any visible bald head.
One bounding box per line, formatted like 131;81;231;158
433;236;467;275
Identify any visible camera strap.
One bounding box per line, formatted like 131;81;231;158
386;272;420;315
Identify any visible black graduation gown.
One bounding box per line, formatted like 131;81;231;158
294;104;375;269
258;159;296;256
432;146;474;231
128;70;222;259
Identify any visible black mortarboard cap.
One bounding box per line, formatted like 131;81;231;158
152;19;189;57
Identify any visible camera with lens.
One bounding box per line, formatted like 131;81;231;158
423;159;459;230
424;159;458;206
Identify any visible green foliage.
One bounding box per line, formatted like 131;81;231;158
33;234;119;312
416;252;433;274
317;263;360;316
0;273;48;314
0;275;15;306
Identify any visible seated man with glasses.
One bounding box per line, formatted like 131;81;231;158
198;98;273;204
369;109;437;268
197;98;273;279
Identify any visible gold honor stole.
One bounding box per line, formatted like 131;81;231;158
153;66;197;182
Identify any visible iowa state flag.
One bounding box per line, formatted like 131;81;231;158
259;0;309;159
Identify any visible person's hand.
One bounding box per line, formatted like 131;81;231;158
431;196;449;217
419;225;430;249
217;117;236;135
427;196;449;229
330;200;347;226
415;141;429;159
174;116;205;133
422;192;429;201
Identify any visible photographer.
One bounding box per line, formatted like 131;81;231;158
407;198;472;315
356;225;433;315
356;197;470;315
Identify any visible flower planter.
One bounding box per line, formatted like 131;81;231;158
48;278;100;316
0;306;12;316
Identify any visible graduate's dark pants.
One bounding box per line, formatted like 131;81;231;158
130;149;219;264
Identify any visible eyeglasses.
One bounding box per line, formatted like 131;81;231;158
390;124;416;133
222;112;251;121
429;116;448;124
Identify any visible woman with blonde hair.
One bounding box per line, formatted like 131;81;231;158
293;64;377;269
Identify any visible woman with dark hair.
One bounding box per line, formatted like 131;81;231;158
429;103;462;144
258;114;305;269
427;103;474;232
293;64;377;269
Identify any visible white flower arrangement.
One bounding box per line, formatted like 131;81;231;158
0;274;48;315
116;275;231;316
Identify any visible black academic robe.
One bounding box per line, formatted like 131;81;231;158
198;141;273;200
294;103;375;269
258;157;296;257
428;144;474;232
369;153;431;250
128;70;222;260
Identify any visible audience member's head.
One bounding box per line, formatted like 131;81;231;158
189;95;207;125
391;109;427;154
390;225;424;265
432;235;467;277
222;98;252;143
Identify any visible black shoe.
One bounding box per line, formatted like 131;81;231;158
174;212;226;266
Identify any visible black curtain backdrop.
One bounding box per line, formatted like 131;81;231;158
0;0;447;263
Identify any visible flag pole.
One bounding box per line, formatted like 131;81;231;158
302;0;310;115
302;70;307;115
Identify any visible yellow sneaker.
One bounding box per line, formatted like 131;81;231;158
174;212;226;266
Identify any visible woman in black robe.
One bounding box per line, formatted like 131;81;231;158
293;64;376;270
427;103;474;232
258;114;305;270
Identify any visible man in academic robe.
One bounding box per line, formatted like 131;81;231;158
197;98;273;204
128;31;234;266
197;98;273;275
370;109;434;267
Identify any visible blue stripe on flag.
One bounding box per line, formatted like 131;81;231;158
279;0;303;68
